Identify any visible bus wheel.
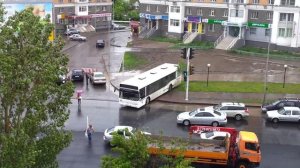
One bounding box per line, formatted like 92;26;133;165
145;97;150;105
168;84;173;92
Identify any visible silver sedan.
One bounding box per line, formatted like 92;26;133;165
177;107;227;127
266;107;300;123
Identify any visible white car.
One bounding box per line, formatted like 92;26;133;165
213;102;249;121
266;106;300;123
89;72;106;85
103;126;151;145
176;107;227;127
199;131;230;140
69;34;87;41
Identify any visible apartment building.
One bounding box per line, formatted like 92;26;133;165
139;0;300;50
53;0;113;34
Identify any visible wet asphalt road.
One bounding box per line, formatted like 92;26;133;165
58;100;300;168
58;31;300;168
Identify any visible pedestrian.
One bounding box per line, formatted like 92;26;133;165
85;72;89;86
76;89;83;106
86;124;94;141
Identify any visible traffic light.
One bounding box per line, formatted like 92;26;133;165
190;48;195;59
189;65;195;75
183;71;187;82
181;48;187;59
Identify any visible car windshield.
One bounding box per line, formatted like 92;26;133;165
214;111;221;116
94;73;104;78
272;100;280;105
214;104;222;110
73;70;82;74
189;109;199;116
278;108;285;114
204;132;214;139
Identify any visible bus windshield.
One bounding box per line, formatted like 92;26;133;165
120;89;140;101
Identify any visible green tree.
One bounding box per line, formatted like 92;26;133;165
101;131;192;168
114;0;139;21
0;6;73;168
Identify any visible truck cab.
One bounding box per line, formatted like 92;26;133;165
237;131;261;168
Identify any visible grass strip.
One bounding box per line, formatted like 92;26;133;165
123;52;148;71
176;81;300;94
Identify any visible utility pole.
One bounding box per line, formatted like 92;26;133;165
185;48;190;101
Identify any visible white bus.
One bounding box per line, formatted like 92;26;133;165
119;63;181;108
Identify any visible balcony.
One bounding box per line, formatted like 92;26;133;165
75;0;88;3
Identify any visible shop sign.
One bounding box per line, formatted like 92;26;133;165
187;16;201;23
90;13;111;18
202;18;225;24
162;15;168;21
248;22;270;28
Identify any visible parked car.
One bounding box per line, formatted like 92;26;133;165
69;34;87;41
176;107;227;127
57;74;67;85
103;126;151;145
96;39;105;48
111;23;126;30
261;98;300;112
213;102;249;121
199;131;230;140
266;107;300;123
71;69;84;82
89;72;106;85
65;28;80;36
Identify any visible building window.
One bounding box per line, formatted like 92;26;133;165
208;24;215;32
210;9;215;16
269;0;274;4
97;0;101;2
224;0;229;2
197;8;202;15
253;0;259;4
170;19;179;26
211;0;216;2
250;28;257;35
251;12;259;19
266;12;272;20
170;6;180;13
69;0;73;3
79;6;87;12
186;8;192;15
58;8;63;13
198;0;204;2
277;28;293;37
102;6;106;11
281;0;295;6
223;9;228;17
278;28;285;37
265;29;271;36
96;6;101;11
156;6;159;12
230;9;244;17
166;6;169;13
279;13;294;21
146;5;150;12
59;0;63;3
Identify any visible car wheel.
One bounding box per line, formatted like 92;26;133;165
235;114;242;121
183;120;190;126
272;118;279;123
212;121;219;127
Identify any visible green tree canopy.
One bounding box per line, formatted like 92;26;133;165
114;0;139;21
0;5;73;168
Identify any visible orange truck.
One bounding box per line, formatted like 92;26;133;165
148;126;261;168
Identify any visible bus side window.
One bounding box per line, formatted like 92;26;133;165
140;88;145;99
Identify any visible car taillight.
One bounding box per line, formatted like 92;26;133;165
245;108;249;113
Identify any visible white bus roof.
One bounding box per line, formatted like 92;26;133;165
120;63;178;89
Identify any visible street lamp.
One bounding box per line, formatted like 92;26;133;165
283;64;288;88
206;64;211;87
